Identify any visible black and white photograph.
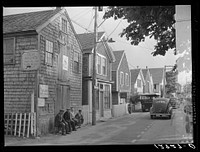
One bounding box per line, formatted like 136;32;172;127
3;5;197;149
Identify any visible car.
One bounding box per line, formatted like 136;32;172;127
169;97;179;109
150;98;173;119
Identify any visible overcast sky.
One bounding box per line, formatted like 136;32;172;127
3;7;191;85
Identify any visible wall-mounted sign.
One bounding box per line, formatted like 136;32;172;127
38;98;45;107
39;84;48;98
21;50;40;71
63;55;68;71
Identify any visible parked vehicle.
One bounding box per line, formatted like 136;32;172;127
169;97;179;109
150;98;173;119
138;93;160;112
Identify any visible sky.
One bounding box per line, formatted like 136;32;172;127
3;7;191;85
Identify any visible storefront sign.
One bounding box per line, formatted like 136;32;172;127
38;98;45;107
21;50;40;71
63;55;68;71
39;84;48;98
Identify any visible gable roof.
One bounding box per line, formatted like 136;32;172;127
142;69;148;79
112;50;124;71
3;9;61;34
77;32;105;50
149;68;164;84
130;69;141;84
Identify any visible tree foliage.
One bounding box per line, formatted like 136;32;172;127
103;6;176;56
165;70;178;95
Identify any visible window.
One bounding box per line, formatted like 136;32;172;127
120;72;124;86
95;89;99;110
61;18;67;33
73;51;79;73
154;84;157;90
97;55;101;74
96;54;107;76
137;79;141;87
102;57;107;75
3;37;15;64
125;73;129;86
45;40;53;66
104;85;110;109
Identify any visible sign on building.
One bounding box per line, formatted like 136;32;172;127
39;84;49;98
21;50;40;71
38;98;45;107
63;55;68;71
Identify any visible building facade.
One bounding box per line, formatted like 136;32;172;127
112;50;131;105
78;32;115;122
3;7;82;136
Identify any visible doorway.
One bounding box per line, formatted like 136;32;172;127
55;84;70;115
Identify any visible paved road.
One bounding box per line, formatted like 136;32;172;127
5;104;193;146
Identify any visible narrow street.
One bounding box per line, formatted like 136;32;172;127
5;103;193;146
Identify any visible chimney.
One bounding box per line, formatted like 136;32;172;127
146;66;148;69
56;7;62;10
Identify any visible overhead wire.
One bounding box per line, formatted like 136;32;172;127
71;8;92;21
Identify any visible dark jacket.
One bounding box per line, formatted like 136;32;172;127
63;111;71;121
75;113;84;124
55;113;64;127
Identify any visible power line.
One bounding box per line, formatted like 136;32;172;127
71;19;93;32
70;8;90;19
107;19;122;38
71;8;92;21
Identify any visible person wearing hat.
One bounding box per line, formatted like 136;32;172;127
70;107;79;127
75;109;84;128
63;108;76;131
54;109;69;135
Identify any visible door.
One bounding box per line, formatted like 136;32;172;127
99;91;104;117
55;84;70;116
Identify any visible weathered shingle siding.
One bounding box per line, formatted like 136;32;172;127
118;54;130;92
38;11;82;135
4;34;38;113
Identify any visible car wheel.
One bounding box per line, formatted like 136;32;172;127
150;115;154;119
168;115;171;119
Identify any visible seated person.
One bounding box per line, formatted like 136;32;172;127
63;108;76;131
70;107;79;127
75;109;84;128
55;109;69;135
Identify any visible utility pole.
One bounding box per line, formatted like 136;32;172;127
92;7;98;125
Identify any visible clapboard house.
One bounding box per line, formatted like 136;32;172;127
3;7;82;136
77;32;115;122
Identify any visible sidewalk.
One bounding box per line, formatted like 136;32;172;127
4;113;134;146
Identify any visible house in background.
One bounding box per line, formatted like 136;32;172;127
130;68;145;95
149;68;166;97
77;31;115;123
142;67;154;94
111;50;131;117
3;7;82;136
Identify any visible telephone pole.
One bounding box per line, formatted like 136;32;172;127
92;7;98;125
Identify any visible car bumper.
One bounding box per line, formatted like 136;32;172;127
150;113;171;117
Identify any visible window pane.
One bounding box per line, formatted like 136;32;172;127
4;38;14;54
62;19;67;33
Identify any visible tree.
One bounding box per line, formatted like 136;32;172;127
103;6;176;56
165;70;178;95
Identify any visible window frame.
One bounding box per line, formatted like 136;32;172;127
101;57;107;76
3;37;15;65
73;51;80;73
61;18;68;34
137;79;142;88
125;73;129;86
120;71;124;86
45;39;53;66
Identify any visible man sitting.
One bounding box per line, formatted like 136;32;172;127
70;107;79;127
75;109;84;128
63;108;76;131
54;109;69;135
